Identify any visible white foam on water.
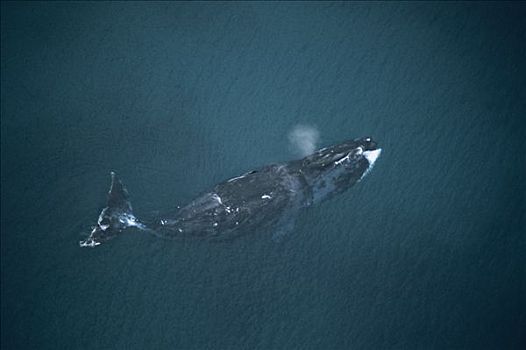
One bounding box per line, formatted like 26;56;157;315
79;239;100;248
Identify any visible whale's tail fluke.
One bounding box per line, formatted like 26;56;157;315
80;172;144;247
107;171;132;213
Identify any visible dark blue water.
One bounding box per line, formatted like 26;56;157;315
2;2;525;349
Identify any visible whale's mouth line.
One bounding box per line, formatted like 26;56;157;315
334;152;351;165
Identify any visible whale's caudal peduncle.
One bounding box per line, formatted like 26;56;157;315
80;137;381;247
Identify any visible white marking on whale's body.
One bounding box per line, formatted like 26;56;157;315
360;149;382;181
227;175;246;182
212;193;223;205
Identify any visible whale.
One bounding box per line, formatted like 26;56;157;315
80;137;382;247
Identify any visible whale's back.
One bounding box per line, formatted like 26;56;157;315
155;164;305;240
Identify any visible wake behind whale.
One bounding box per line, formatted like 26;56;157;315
80;137;382;247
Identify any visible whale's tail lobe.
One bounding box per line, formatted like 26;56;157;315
80;172;144;247
107;171;132;213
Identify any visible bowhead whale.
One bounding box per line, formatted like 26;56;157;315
80;137;381;247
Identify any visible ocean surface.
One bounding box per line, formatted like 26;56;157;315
1;2;525;349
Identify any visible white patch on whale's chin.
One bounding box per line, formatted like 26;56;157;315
363;149;381;166
360;149;382;181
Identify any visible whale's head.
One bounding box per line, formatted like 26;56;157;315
299;137;382;204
